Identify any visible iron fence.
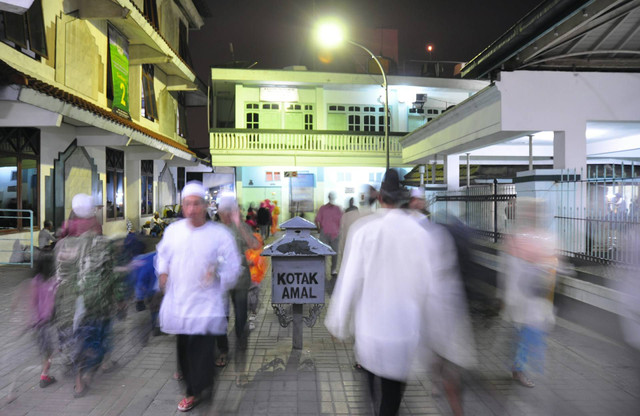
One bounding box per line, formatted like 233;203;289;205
556;167;640;265
0;209;34;267
431;181;516;243
429;166;640;266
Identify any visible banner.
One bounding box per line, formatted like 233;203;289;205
108;24;130;119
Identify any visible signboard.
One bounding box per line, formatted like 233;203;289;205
272;257;325;304
260;87;298;103
108;24;130;119
290;173;314;213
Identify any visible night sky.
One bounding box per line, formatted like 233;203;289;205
187;0;542;153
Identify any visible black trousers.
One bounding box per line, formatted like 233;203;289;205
364;369;406;416
176;334;217;397
215;287;249;372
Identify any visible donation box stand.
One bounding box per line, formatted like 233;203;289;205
262;216;335;349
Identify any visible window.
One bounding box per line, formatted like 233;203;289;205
0;0;47;59
245;103;259;129
178;19;192;67
329;104;389;132
0;128;39;231
141;160;153;216
106;148;124;220
266;171;281;182
143;0;159;31
141;64;158;121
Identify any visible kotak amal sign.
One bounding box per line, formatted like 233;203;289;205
272;257;325;304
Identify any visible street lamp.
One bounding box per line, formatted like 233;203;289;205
316;21;390;170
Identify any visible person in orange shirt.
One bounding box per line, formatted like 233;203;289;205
270;200;280;235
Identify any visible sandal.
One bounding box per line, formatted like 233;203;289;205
215;354;228;367
512;370;535;388
73;384;89;398
235;374;250;387
39;375;56;388
173;371;184;381
178;396;196;412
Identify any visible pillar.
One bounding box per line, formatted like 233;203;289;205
445;154;460;190
553;124;587;174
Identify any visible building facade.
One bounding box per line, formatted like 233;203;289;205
0;0;208;260
209;67;487;217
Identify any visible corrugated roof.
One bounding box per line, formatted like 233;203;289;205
462;0;640;78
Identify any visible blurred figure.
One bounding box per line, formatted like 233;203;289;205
151;212;165;237
215;194;259;386
498;198;557;388
315;191;342;277
270;200;280;235
246;205;258;230
256;202;272;240
408;188;428;215
53;193;117;398
345;197;358;213
58;194;102;238
29;249;57;388
246;232;267;330
614;224;640;400
133;252;161;336
156;182;241;412
38;220;56;249
326;169;434;416
337;185;378;279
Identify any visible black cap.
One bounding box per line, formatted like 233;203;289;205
380;169;407;204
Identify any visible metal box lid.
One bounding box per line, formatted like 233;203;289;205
262;216;335;257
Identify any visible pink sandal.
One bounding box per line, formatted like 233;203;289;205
177;396;195;412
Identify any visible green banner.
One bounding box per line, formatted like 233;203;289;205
108;24;130;119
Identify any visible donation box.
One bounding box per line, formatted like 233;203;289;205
262;216;334;304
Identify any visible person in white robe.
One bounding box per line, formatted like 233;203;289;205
156;181;241;412
326;169;474;416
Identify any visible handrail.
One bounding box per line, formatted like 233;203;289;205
210;131;403;154
0;209;34;267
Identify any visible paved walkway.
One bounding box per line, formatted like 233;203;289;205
0;261;638;415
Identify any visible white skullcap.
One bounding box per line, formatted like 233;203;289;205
410;188;425;199
182;181;206;200
72;193;95;219
217;193;237;212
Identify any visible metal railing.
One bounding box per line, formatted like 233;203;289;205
0;209;34;267
210;129;404;156
556;168;640;265
431;182;517;243
429;167;640;266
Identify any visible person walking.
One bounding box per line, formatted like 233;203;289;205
215;194;259;386
156;182;242;412
326;169;443;415
315;192;342;277
256;202;272;241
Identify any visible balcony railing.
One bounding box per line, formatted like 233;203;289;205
210;129;404;154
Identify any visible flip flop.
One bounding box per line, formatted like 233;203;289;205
215;355;228;367
73;384;89;398
173;372;183;381
178;396;196;412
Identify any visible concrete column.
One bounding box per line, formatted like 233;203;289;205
445;154;460;190
553;124;587;173
125;159;141;231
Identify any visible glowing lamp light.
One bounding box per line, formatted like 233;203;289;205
316;21;345;49
426;44;434;53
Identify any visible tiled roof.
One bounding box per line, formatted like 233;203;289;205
0;60;194;156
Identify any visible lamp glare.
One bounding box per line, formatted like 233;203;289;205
317;22;344;48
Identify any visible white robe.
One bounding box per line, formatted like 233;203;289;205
325;210;435;380
156;219;241;335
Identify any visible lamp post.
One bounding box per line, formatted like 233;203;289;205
316;22;390;170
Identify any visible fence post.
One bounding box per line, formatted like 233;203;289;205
493;179;498;243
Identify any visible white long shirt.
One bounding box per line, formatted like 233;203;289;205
156;219;241;335
326;209;436;381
